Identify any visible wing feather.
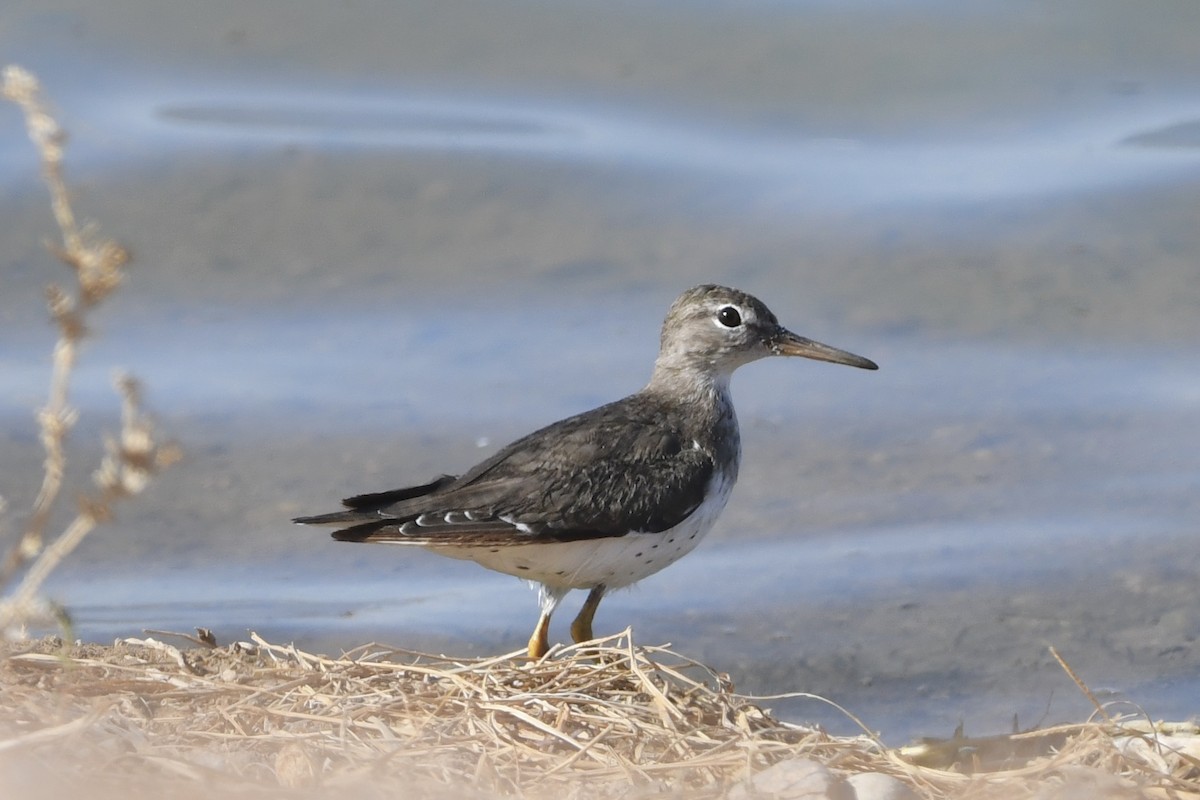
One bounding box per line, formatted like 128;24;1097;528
296;395;719;547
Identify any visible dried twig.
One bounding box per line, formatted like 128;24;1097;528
0;65;179;634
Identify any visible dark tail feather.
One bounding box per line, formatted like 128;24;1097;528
330;519;401;542
293;509;365;525
293;474;457;526
341;474;457;512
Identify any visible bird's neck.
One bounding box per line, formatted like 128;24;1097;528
645;361;734;409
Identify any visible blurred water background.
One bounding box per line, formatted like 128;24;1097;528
2;1;1200;741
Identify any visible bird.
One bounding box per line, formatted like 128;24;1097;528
294;284;878;658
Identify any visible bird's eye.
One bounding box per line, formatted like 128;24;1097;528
717;306;742;328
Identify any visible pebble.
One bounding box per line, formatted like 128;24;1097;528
730;758;853;800
846;772;919;800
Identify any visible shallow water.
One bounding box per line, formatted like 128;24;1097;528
4;0;1200;742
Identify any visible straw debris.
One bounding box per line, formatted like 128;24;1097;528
1;631;1197;799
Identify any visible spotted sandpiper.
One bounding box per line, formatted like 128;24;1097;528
295;284;877;658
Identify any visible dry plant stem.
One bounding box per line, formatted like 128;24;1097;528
0;67;81;252
12;339;78;571
3;67;119;574
1;66;173;628
1050;646;1114;725
0;378;178;631
0;64;85;581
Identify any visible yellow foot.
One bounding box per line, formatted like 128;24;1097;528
569;616;593;645
527;612;552;660
569;585;606;645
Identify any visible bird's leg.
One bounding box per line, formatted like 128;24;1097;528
527;611;552;660
570;585;606;644
528;585;567;660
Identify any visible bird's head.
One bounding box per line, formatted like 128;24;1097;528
653;284;878;382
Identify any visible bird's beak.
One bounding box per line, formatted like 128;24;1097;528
768;328;879;370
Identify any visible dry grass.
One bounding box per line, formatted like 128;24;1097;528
1;630;1198;799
